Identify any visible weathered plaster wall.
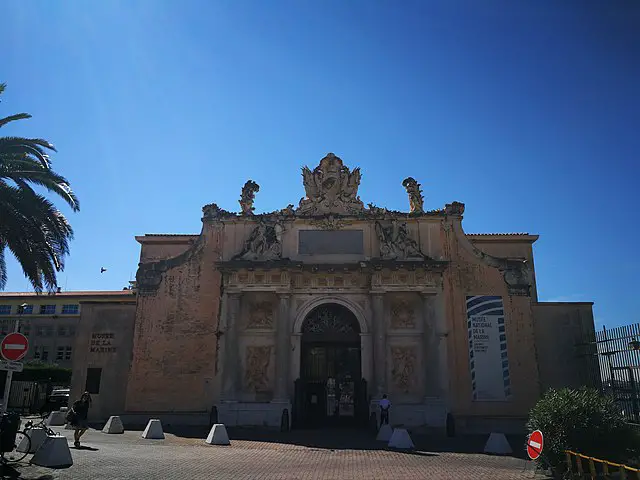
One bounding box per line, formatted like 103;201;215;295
533;302;597;391
442;218;541;421
138;236;198;263
124;223;223;412
71;301;136;422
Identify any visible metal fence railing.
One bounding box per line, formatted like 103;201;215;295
585;324;640;424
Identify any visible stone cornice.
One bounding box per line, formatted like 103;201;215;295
216;258;448;273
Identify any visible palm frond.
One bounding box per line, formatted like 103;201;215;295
0;158;80;211
0;183;73;292
0;113;32;128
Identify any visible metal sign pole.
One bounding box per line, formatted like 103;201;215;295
1;306;23;413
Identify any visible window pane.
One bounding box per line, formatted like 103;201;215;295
65;346;72;360
56;347;64;360
85;368;102;394
61;304;79;315
21;305;33;314
42;349;49;361
0;305;11;315
39;305;56;315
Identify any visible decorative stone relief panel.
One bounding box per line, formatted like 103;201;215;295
246;301;274;329
390;346;418;394
372;269;439;289
244;345;272;393
390;300;416;329
292;272;368;290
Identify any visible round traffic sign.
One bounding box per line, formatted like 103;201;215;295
1;333;29;361
527;430;544;460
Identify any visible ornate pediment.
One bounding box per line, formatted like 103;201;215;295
297;153;365;216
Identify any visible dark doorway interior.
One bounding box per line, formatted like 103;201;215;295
293;304;368;429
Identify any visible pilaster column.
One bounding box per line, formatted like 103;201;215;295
222;292;241;400
421;293;439;398
274;293;291;402
434;293;449;400
372;293;386;398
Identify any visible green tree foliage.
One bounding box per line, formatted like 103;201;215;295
527;387;640;472
0;83;79;292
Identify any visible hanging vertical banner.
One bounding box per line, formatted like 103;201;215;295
466;296;511;401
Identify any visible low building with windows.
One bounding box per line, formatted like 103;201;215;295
0;291;135;369
0;154;598;433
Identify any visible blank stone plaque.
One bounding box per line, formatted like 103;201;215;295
298;230;364;255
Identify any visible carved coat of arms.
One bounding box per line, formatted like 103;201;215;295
297;153;365;215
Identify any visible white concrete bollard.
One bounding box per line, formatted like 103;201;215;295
483;432;512;455
46;411;67;427
205;424;230;445
376;424;393;442
30;435;73;468
102;416;125;434
18;427;48;453
388;428;415;449
141;419;164;439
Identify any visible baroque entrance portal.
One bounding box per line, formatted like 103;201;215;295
293;303;368;428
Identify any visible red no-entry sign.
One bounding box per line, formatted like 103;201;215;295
527;430;544;460
1;333;29;362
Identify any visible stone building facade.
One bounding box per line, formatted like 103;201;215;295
64;153;595;433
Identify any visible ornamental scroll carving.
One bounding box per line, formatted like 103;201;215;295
244;346;272;393
234;220;283;261
391;346;417;394
297;153;365;215
390;301;415;329
402;177;424;214
375;220;423;260
239;180;260;215
246;301;273;329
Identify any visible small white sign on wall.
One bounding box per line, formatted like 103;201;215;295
466;296;511;401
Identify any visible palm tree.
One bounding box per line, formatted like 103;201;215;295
0;83;80;292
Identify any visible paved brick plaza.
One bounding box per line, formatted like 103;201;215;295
3;426;550;480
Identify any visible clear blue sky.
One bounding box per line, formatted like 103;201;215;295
2;1;639;328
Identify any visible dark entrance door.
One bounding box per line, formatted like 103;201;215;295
293;304;368;429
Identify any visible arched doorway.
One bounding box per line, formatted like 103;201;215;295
293;303;368;428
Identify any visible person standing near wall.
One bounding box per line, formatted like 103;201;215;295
379;394;391;428
67;392;92;448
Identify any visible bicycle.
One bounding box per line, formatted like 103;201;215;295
24;415;58;437
0;412;31;464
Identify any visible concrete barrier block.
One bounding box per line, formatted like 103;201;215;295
205;424;230;445
483;432;512;455
30;435;73;468
18;427;48;453
102;416;125;434
141;419;164;439
376;424;393;442
46;411;67;427
388;428;415;449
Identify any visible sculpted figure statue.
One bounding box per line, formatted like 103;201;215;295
402;177;424;214
234;220;283;261
239;180;260;215
375;220;423;260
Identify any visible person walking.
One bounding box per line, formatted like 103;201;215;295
379;394;391;428
68;392;92;448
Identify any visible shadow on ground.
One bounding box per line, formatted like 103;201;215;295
161;425;526;458
0;464;54;480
